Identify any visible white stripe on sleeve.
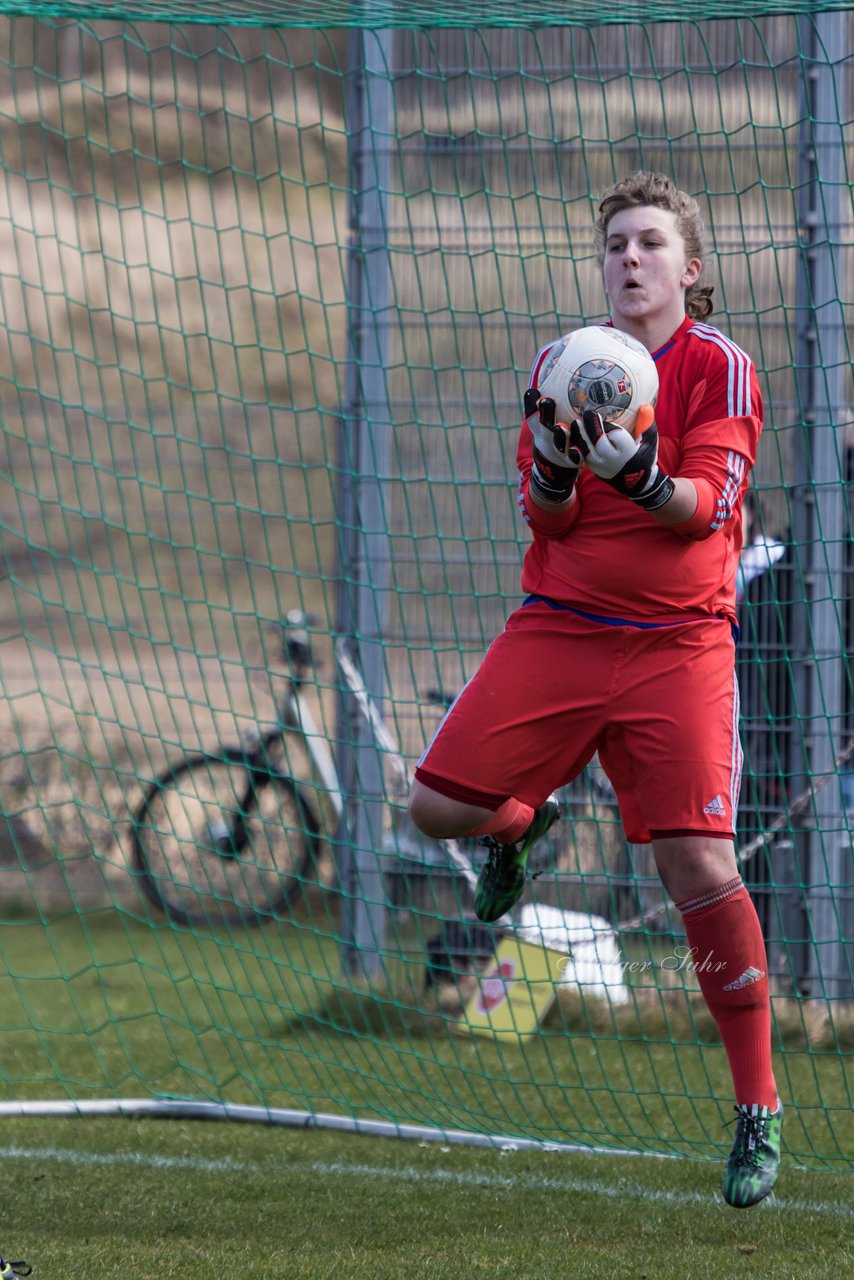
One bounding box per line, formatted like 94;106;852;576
689;323;753;418
710;450;747;531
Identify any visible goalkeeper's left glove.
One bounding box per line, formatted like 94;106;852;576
570;408;674;512
524;388;584;505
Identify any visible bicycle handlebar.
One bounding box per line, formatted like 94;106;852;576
278;614;460;721
279;610;319;674
424;687;457;710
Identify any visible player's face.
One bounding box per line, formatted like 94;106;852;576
602;205;702;334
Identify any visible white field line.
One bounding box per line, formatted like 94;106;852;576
0;1143;851;1220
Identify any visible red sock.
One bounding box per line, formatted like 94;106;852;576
676;876;777;1110
467;797;534;843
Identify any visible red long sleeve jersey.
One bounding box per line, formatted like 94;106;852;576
517;315;763;625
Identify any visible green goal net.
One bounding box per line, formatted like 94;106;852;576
0;5;851;1168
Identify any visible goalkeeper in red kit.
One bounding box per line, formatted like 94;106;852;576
408;171;782;1208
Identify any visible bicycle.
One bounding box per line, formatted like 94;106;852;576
130;612;479;929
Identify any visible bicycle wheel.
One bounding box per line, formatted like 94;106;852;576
131;750;321;928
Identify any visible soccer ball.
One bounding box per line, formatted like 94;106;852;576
536;325;659;436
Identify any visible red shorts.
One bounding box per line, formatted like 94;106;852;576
415;599;742;844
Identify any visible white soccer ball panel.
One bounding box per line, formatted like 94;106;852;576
536;325;659;434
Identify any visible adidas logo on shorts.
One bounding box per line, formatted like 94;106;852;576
703;794;727;816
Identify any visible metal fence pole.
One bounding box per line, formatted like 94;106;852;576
336;28;395;979
794;11;852;1000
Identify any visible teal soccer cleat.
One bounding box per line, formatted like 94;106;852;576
473;795;560;923
722;1100;783;1208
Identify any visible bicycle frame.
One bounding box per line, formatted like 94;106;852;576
271;664;346;828
272;630;478;895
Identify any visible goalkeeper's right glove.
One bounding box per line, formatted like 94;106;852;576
569;408;674;511
524;388;584;505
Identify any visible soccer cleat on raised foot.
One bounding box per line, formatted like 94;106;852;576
0;1257;31;1279
722;1100;783;1208
473;795;560;923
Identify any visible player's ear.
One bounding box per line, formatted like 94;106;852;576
681;257;702;288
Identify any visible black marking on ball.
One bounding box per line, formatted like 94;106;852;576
588;379;615;406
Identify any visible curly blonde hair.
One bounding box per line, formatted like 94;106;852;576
593;171;714;322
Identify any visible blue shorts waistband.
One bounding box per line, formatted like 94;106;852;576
521;594;738;642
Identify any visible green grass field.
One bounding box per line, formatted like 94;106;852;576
0;913;851;1276
0;1115;851;1278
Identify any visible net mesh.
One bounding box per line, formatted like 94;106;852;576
0;11;851;1165
0;1;851;26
